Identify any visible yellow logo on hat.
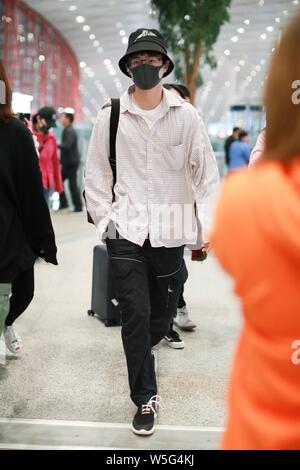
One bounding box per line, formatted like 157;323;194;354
135;30;157;41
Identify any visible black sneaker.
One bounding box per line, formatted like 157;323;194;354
131;395;161;436
164;325;185;349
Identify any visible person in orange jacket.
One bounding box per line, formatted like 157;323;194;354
211;12;300;450
33;107;63;205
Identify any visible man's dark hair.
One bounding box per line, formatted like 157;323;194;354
32;113;38;125
163;83;191;100
64;112;74;123
239;130;248;140
233;126;240;133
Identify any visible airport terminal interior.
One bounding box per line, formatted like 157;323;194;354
0;0;300;452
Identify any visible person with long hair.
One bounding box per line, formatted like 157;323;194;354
211;13;300;450
0;60;58;352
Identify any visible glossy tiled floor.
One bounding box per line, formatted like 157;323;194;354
0;211;241;449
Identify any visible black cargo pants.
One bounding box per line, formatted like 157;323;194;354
106;236;188;406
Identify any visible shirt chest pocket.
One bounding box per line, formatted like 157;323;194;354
162;143;185;171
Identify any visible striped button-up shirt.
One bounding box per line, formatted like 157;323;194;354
85;87;220;248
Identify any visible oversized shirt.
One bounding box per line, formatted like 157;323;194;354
85;87;220;248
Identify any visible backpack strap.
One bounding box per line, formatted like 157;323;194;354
109;98;120;202
84;98;120;224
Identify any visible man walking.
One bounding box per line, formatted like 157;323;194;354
85;29;219;436
224;126;240;168
59;110;82;212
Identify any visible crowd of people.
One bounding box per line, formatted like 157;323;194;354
0;10;300;450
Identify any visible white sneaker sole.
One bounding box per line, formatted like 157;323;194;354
164;340;185;349
131;423;155;436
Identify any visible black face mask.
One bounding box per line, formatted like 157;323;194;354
129;64;164;90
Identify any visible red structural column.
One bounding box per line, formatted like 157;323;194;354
1;0;82;118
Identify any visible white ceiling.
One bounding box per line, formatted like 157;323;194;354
24;0;300;125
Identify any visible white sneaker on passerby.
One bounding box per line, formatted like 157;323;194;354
174;306;196;331
4;325;22;354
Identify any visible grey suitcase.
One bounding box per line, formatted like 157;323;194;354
88;245;121;327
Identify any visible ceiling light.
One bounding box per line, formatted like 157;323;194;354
93;40;100;47
293;0;299;5
119;30;126;36
122;37;128;44
266;26;274;32
39;55;45;62
234;66;241;72
244;19;250;25
79;61;87;68
89;34;96;40
275;17;280;23
104;59;111;66
76;16;85;23
231;36;239;42
260;33;267;40
258;0;264;6
237;27;244;34
224;49;230;56
83;25;91;32
282;10;288;15
69;5;78;11
239;59;246;66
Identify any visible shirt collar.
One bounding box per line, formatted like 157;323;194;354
120;85;184;115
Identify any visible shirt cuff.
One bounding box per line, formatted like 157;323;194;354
96;218;110;242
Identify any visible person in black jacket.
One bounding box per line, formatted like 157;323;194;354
59;111;82;212
224;127;241;167
0;60;57;352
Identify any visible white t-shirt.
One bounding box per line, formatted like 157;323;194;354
130;98;164;129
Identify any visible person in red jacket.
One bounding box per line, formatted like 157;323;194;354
33;107;63;205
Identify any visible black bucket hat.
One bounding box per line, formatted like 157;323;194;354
38;106;57;128
119;28;174;78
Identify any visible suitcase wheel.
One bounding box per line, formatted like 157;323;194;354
87;309;95;317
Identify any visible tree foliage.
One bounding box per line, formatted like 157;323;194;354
151;0;232;103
